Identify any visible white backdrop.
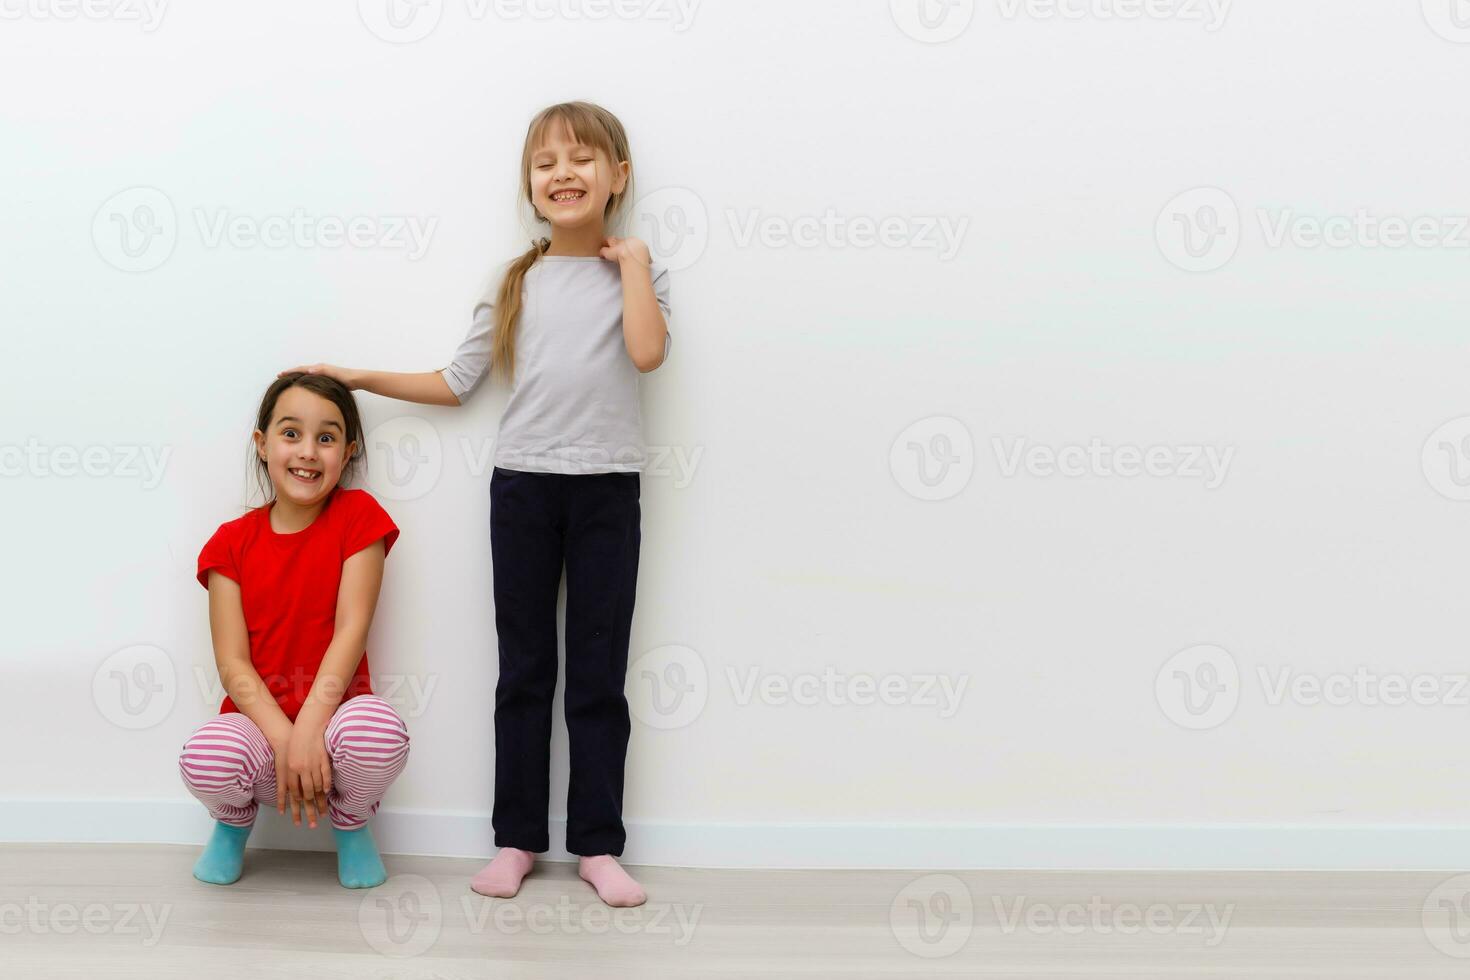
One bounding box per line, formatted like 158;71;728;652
3;1;1469;869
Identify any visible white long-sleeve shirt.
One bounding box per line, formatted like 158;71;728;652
441;255;671;475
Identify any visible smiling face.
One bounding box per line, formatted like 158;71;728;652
529;117;628;231
253;385;357;508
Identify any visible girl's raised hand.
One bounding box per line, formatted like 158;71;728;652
279;363;359;389
599;236;651;268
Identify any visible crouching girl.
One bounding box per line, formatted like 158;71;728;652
178;373;410;888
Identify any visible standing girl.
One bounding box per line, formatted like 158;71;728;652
285;102;670;908
179;373;411;888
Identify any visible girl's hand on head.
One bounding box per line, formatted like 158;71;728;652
599;236;651;268
278;363;358;389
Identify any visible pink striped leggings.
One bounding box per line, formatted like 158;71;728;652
177;695;410;831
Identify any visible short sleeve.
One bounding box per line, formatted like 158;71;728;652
442;303;494;403
443;259;514;402
342;490;400;561
196;523;240;589
651;261;672;359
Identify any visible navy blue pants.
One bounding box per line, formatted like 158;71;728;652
489;465;641;856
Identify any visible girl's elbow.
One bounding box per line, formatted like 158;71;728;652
634;349;666;373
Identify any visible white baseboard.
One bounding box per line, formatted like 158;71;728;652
1;800;1466;870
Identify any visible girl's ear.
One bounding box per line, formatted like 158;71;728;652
611;159;630;196
252;429;266;461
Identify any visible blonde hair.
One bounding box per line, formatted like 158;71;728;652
485;101;635;386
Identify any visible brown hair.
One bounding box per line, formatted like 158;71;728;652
247;372;366;506
489;101;635;386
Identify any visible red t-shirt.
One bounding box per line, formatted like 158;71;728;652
196;486;400;721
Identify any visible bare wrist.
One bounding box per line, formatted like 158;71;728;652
295;701;334;728
261;716;294;744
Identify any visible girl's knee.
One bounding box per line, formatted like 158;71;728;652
327;695;410;753
333;694;407;727
178;716;265;786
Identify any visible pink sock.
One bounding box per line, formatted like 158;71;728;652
578;854;646;907
471;847;536;898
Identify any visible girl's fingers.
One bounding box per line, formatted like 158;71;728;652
290;774;306;826
319;758;332;812
299;771;318;826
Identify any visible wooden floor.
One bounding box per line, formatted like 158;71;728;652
2;844;1465;978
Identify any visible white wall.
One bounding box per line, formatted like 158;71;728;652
3;1;1469;868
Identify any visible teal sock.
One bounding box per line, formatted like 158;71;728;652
192;820;252;885
332;825;387;888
